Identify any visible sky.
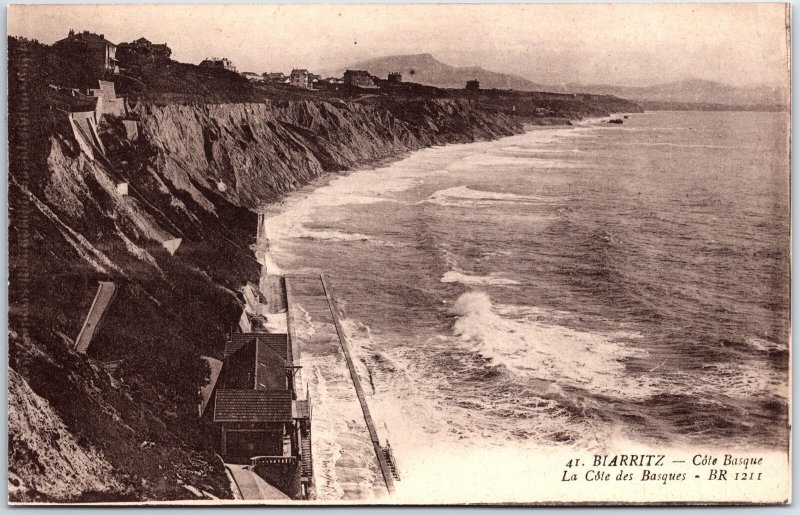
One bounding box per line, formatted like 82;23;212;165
8;3;790;88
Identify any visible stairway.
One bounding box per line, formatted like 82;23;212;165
75;281;117;354
300;432;313;479
381;446;400;481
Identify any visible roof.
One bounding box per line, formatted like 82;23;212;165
290;69;309;76
55;30;116;47
213;390;293;423
225;332;288;359
221;338;287;390
255;341;287;390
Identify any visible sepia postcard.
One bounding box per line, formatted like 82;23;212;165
6;2;791;505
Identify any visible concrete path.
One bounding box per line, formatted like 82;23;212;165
285;274;390;500
226;464;290;501
75;281;116;354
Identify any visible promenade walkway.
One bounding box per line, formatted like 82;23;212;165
226;464;289;501
285;273;394;498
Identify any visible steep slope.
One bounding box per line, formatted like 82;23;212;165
9;76;522;502
336;53;544;90
8;368;121;501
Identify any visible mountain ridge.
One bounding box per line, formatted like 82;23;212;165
334;53;788;107
328;53;547;91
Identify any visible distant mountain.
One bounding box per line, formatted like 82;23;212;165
335;54;787;108
331;53;546;91
555;78;789;107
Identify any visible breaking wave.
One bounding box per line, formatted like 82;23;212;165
450;292;655;400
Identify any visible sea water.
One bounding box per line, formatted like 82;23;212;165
261;111;790;501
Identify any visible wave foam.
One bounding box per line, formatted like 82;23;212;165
450;292;654;400
746;337;787;352
441;270;520;286
294;228;372;241
423;185;551;207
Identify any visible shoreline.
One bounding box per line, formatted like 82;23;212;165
250;111;789;503
255;118;591;216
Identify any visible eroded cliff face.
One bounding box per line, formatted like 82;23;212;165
8;97;522;501
134;99;522;209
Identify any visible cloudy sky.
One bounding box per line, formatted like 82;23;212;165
9;3;790;87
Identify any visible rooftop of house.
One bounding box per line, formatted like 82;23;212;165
224;332;288;360
202;57;234;64
55;29;116;47
221;338;287;391
344;69;372;77
213;390;293;423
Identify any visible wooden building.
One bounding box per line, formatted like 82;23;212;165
214;389;294;459
211;332;309;468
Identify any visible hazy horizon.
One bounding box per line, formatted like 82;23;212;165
8;4;790;89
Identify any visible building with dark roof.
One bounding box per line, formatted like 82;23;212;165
199;57;236;72
214;390;294;457
210;330;309;482
264;72;287;82
117;37;172;66
224;332;289;361
221;337;288;391
344;69;377;88
53;29;118;75
465;79;480;91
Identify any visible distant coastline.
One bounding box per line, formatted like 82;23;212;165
637;100;789;112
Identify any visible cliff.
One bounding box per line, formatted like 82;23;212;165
9;35;642;501
8;93;522;501
132;99;521;209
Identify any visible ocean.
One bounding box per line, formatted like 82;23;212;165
261;111;790;500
